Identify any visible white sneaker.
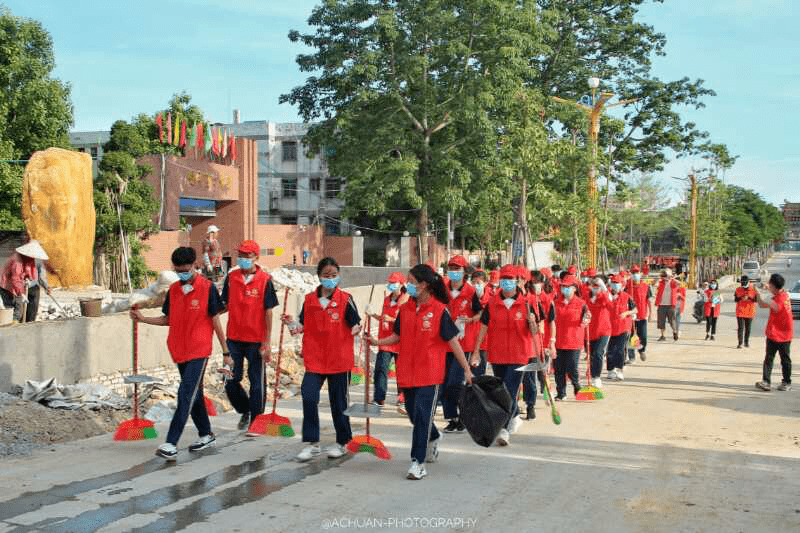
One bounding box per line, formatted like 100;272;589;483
296;443;321;462
407;460;427;480
591;377;602;388
155;442;177;461
615;369;624;381
188;433;216;452
607;369;617;381
425;435;441;463
509;415;523;434
496;428;510;446
326;443;347;459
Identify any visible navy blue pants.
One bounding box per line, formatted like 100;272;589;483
627;319;648;360
471;350;488;377
554;349;581;397
166;358;212;445
522;364;544;408
403;385;440;464
607;333;629;371
492;363;523;428
589;336;609;378
373;350;398;403
224;339;264;418
301;371;352;445
442;352;465;420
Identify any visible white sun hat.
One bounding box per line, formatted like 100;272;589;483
207;225;220;234
16;240;49;260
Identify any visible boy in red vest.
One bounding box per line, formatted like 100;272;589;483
220;240;278;431
131;247;227;461
607;274;637;381
626;265;652;363
755;273;793;391
734;275;757;348
548;274;590;400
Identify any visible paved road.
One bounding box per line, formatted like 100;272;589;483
1;288;799;532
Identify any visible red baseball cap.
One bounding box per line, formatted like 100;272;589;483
609;274;622;283
587;267;597;277
539;267;552;279
489;270;500;282
561;274;580;287
387;272;406;284
237;240;260;255
567;265;578;275
447;255;468;268
499;264;517;279
630;264;641;273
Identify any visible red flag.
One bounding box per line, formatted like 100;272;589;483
196;123;204;152
155;113;163;143
211;127;219;157
180;120;187;148
229;134;237;163
166;112;172;145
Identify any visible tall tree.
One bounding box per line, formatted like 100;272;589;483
0;6;73;229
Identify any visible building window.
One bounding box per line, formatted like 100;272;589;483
90;146;98;159
326;221;340;235
77;147;86;153
325;178;341;199
310;178;321;191
282;178;297;198
282;141;297;161
281;216;297;225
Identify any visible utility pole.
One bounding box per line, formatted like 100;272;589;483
446;211;452;259
689;171;698;288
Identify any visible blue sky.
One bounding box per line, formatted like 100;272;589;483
4;0;797;207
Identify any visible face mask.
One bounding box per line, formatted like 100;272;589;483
581;277;588;284
406;282;418;297
610;283;621;292
176;270;193;283
320;276;340;290
500;279;517;293
237;258;253;270
710;283;717;290
533;283;543;294
387;283;400;292
591;287;600;295
553;271;561;278
447;271;464;282
561;286;573;298
633;274;641;282
474;283;485;297
741;281;749;287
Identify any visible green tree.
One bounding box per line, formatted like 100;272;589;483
0;6;73;229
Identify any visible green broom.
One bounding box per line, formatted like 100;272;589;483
576;326;603;401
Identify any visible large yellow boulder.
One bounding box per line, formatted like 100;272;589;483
21;148;96;287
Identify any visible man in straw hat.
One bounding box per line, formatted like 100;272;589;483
0;239;50;322
202;225;224;281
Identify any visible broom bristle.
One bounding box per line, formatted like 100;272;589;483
350;367;365;385
347;435;392;460
552;413;562;425
247;413;295;437
114;418;157;441
204;396;217;416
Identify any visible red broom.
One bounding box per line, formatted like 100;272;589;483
204;396;217;416
346;314;391;459
247;287;295;437
114;308;157;441
576;326;603;401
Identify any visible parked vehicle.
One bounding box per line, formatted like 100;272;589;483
742;261;765;287
789;280;800;320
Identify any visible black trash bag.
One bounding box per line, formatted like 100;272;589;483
459;375;513;447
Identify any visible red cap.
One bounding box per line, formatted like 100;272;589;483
387;272;406;284
515;265;529;280
561;274;580;287
587;267;597;277
539;267;552;279
499;264;517;279
237;240;260;255
567;265;578;275
489;270;500;282
609;274;622;283
447;255;468;268
630;264;641;273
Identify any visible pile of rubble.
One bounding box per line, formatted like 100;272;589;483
37;302;81;321
269;267;319;294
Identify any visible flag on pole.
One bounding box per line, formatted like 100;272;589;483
187;122;196;150
196;123;204;152
166;112;172;145
204;123;211;154
173;115;180;145
212;127;219;157
155;113;163;143
180;120;187;148
229;134;237;163
217;128;223;157
222;129;228;158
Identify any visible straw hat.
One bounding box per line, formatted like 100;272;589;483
207;225;220;234
16;240;49;260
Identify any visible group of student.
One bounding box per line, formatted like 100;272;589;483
132;242;794;481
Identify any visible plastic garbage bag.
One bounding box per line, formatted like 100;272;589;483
459;375;513;447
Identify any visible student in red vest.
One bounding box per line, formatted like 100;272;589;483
703;279;723;341
587;275;612;388
469;269;491;376
369;264;472;480
755;273;793;391
220;240;278;430
548;274;590;400
367;272;409;408
283;257;360;462
130;247;227;460
626;264;653;363
655;268;680;342
606;274;637;381
441;255;482;433
549;264;562;294
735;275;758;348
472;265;539;445
521;270;548;420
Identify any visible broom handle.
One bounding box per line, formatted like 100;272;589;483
132;305;139;419
364;314;371;437
584;325;591;386
272;287;290;413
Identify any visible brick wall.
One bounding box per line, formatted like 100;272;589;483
253;224;324;269
140;230;190;272
322;236;354;266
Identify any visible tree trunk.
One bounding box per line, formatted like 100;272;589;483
417;202;429;264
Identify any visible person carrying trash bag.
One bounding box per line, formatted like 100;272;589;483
472;265;540;446
469;269;492;377
368;264;472;480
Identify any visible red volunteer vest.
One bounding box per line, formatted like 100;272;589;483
766;291;793;343
486;291;534;365
655;279;679;307
446;281;480;353
704;289;721;318
226;267;271;343
677;287;686;313
610;291;634;337
379;293;406;353
735;287;757;318
587;291;612;340
554;296;586;350
628;282;650;320
478;289;492;350
396;298;450;388
301;287;355;374
167;276;215;364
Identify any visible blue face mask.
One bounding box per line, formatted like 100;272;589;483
177;271;193;282
591;287;600;295
406;282;418;297
474;283;485;297
447;271;464;283
500;279;517;293
561;286;573;298
610;283;621;292
387;283;400;293
633;274;641;282
320;276;340;290
710;283;717;290
237;258;253;270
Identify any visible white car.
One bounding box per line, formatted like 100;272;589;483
742;260;766;287
789;280;800;320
